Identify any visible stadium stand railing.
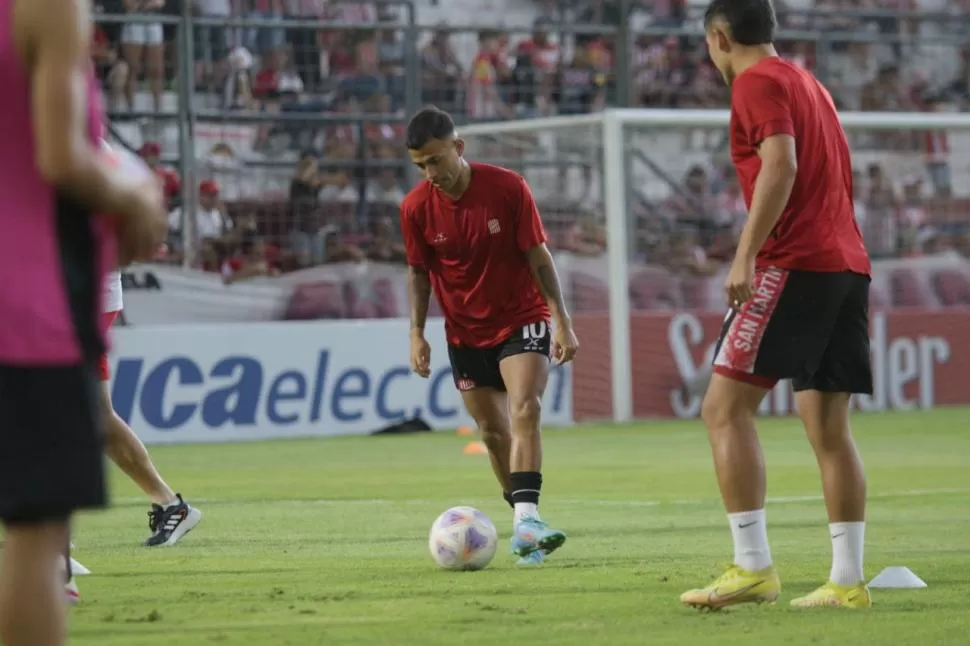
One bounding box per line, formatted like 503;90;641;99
95;0;970;323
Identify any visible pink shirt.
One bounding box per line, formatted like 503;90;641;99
0;1;116;364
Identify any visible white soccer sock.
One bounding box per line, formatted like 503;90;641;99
728;509;773;571
829;522;865;586
164;497;181;509
514;502;539;526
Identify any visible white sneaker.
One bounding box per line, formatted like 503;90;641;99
145;496;202;547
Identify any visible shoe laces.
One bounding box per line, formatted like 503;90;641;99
147;505;163;533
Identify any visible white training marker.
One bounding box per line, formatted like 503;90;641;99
868;566;926;589
69;558;91;576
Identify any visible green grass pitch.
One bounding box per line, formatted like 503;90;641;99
69;408;970;645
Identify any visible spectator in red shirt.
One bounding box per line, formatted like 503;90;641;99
517;20;560;75
138;142;181;206
253;46;305;108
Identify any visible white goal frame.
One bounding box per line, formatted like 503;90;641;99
459;109;970;423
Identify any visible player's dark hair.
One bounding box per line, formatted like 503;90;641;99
704;0;776;46
406;106;456;150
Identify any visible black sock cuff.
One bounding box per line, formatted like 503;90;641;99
502;491;515;509
65;544;72;583
510;471;542;505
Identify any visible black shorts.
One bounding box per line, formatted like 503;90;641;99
712;269;874;394
0;363;107;524
448;321;551;392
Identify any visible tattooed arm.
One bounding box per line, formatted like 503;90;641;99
406;265;432;377
526;243;570;325
526;243;579;363
407;265;432;335
515;176;579;362
401;201;433;377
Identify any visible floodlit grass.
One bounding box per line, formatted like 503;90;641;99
70;408;970;645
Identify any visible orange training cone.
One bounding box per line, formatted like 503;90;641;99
456;425;474;436
462;441;488;456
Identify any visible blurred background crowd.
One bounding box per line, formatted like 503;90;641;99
95;0;970;293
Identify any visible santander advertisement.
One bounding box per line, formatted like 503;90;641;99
571;309;970;420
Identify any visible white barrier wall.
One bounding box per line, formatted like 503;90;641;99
109;319;574;444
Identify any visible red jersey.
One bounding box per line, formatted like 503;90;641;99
730;57;871;276
155;167;180;200
401;163;550;348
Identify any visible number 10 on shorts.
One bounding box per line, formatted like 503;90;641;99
522;322;547;340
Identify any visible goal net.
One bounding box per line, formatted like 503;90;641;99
459;110;970;423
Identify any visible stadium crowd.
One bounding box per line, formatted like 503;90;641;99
92;0;970;287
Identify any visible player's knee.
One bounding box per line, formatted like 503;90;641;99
796;391;854;454
508;396;541;432
806;421;855;456
700;389;749;431
477;418;509;442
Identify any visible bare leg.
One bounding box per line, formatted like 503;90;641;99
680;372;780;609
700;374;771;514
797;390;866;522
459;388;512;495
145;43;165;112
499;352;565;559
0;520;70;646
108;61;129;111
121;43;142;110
797;390;867;586
700;373;775;574
499;352;549;522
100;382;176;505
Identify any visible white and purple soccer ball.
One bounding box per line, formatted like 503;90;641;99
428;506;498;571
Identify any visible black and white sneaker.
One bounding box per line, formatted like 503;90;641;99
145;494;202;547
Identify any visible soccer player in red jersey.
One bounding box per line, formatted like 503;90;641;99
680;0;874;610
401;106;579;566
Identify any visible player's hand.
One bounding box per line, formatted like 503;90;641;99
409;332;432;378
724;256;756;308
115;179;169;267
552;320;579;365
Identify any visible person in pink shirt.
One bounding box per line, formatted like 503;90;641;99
0;1;167;644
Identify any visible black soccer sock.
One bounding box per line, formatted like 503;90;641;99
509;471;542;506
502;491;514;509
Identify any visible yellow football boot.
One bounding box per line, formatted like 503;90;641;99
680;564;781;610
790;581;872;608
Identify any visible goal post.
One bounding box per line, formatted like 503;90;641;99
459;109;970;423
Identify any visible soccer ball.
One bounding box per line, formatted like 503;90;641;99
428;506;498;571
